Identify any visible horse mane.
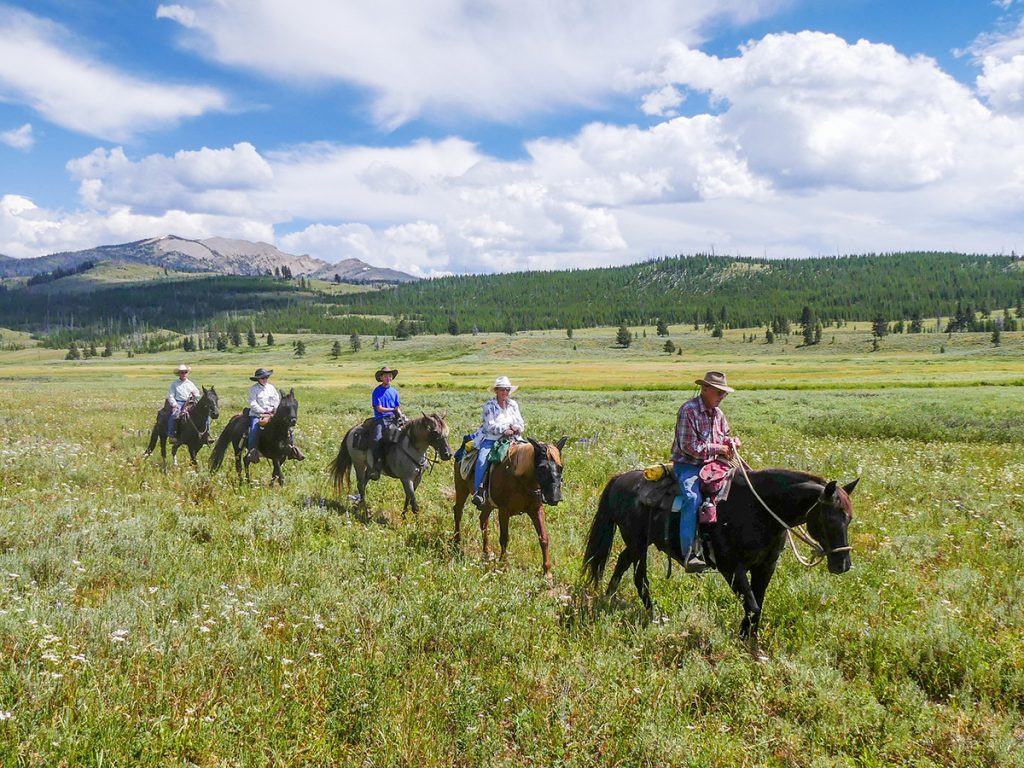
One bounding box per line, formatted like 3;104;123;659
506;441;535;477
752;467;827;487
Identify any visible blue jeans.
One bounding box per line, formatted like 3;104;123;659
248;415;261;449
474;439;495;491
167;399;185;437
373;416;394;460
674;462;702;555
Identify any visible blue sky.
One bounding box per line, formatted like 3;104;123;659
1;1;1023;274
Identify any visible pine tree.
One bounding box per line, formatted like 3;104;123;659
503;317;516;336
711;323;724;339
331;340;342;358
266;332;275;346
765;328;775;344
294;339;306;357
447;317;460;335
349;333;361;352
872;315;888;338
663;339;676;354
230;328;242;347
216;334;228;352
101;340;113;357
395;318;410;339
992;327;1001;346
66;342;81;360
656;318;669;337
566;326;573;339
247;328;257;347
616;324;631;347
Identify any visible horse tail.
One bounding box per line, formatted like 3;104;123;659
583;475;621;587
328;434;353;494
209;416;239;472
145;423;160;454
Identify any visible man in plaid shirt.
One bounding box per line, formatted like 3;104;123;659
672;371;741;572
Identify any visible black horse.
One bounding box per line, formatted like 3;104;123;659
583;468;858;648
209;389;301;485
144;387;219;468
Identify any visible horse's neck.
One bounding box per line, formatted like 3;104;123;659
751;472;820;526
402;424;428;454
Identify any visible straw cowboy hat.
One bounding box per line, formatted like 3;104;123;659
375;366;399;382
250;367;273;381
174;364;191;374
695;371;734;393
491;375;518;394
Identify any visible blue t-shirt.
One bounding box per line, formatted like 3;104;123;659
372;384;400;420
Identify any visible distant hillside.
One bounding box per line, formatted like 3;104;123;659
0;235;418;284
333;252;1024;333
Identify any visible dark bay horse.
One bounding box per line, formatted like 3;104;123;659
453;437;567;579
144;387;219;468
583;468;857;647
329;412;453;516
209;389;300;486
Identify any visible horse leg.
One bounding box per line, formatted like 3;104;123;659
171;443;180;468
479;508;493;559
497;509;511;563
272;458;284;486
745;563;777;652
632;544;653;614
728;566;762;647
400;477;418;517
453;484;467;547
606;549;635;596
159;437;168;472
527;506;553;581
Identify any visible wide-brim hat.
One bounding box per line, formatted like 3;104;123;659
375;366;399;382
250;367;273;381
492;375;518;394
174;364;191;374
695;371;734;393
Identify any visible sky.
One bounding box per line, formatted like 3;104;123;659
1;1;1023;275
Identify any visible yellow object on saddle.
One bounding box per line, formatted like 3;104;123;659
463;439;474;454
643;463;672;481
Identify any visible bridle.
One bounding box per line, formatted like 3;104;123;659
735;453;851;568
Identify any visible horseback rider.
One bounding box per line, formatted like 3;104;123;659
471;375;525;509
167;364;203;445
672;371;742;573
368;366;401;480
246;367;280;462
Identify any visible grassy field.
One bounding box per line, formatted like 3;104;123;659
0;325;1022;766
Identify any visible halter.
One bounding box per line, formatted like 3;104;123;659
735;453;851;568
181;395;213;443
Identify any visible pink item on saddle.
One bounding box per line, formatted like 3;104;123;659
698;459;733;524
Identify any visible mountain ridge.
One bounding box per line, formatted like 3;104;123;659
0;235;418;284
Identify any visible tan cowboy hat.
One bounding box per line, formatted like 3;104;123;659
695;371;734;393
174;364;191;374
492;375;518;394
375;366;399;382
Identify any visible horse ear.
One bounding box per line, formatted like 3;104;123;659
555;436;568;452
422;411;428;420
842;478;860;496
822;480;838;499
202;385;207;394
289;388;295;396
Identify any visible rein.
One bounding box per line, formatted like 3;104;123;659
735;453;851;568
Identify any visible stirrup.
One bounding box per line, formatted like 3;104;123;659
471;490;487;510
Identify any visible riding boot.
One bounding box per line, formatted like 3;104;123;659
471;485;487;510
684;537;709;573
290;444;306;461
247;448;261;463
367;445;383;480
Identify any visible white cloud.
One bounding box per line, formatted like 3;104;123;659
0;123;33;150
0;7;227;140
156;0;780;128
155;4;198;29
968;16;1024;113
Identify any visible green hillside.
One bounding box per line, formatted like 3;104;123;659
1;252;1021;346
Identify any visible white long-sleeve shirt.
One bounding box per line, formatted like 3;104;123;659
248;382;280;416
167;378;201;408
472;397;525;448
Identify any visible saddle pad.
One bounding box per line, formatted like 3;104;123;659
459;447;477;481
353;426;374;451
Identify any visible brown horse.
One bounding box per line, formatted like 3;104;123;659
453;436;567;579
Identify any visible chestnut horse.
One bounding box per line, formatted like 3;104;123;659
453;437;567;579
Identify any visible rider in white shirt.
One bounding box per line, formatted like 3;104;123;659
167;364;201;443
246;367;280;461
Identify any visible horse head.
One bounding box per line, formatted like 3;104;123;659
277;388;298;428
529;436;567;506
420;411;453;461
806;478;858;574
202;386;220;421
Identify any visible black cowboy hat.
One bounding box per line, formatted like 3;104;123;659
250;367;274;381
375;366;399;382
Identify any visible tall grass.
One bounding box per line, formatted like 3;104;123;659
0;331;1022;765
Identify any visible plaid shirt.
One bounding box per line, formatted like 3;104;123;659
671;394;732;464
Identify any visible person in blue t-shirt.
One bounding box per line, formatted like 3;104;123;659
368;366;401;479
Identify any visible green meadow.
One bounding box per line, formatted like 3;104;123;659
0;323;1022;766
